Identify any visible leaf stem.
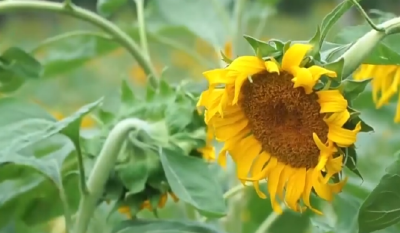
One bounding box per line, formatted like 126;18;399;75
73;118;147;233
254;205;286;233
134;0;150;61
338;16;400;78
350;0;385;32
59;185;73;233
0;0;159;89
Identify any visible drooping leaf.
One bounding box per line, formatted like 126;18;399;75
0;47;42;80
116;160;149;196
358;159;400;233
97;0;128;17
323;58;345;86
0;141;74;189
344;146;363;180
159;148;226;218
309;0;357;56
113;219;224;233
342;78;372;101
0;98;103;154
243;35;281;58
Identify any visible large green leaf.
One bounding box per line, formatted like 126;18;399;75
358;159;400;233
159;148;226;218
113;219;223;233
0;98;103;154
0;47;42;92
33;32;119;77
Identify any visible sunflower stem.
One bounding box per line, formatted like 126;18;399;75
0;0;159;89
73;118;147;233
254;205;286;233
338;16;400;79
351;0;385;32
134;0;150;61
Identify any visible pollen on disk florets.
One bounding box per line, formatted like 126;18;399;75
240;71;329;169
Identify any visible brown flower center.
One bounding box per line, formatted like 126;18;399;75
240;71;328;169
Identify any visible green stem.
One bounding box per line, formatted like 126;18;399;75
254;205;286;233
134;0;150;61
232;0;246;57
351;0;385;32
73;118;147;233
59;185;73;233
0;0;159;89
338;16;400;78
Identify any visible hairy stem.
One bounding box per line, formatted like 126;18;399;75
338;16;400;78
73;118;147;233
254;205;286;233
0;0;159;89
134;0;150;61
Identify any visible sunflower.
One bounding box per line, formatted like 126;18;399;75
118;192;179;218
353;64;400;122
197;43;362;214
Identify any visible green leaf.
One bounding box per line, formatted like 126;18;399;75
323;58;344;85
347;107;374;133
344;147;363;180
1;47;42;80
0;141;74;189
97;0;128;17
342;78;372;101
220;50;232;64
33;32;118;77
0;98;103;154
243;35;281;58
358;159;400;233
116;161;149;196
0;97;54;127
309;0;357;55
113;219;223;233
159;148;226;218
120;80;135;106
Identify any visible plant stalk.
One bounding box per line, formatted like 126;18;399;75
73;118;147;233
134;0;150;61
338;16;400;78
0;0;159;89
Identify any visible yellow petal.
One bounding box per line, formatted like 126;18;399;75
203;69;232;86
232;136;262;179
285;168;307;211
291;67;315;94
323;111;350;127
281;44;312;72
323;155;343;183
317;90;348;113
267;162;285;214
312;171;333;201
233;74;250;105
247;156;278;181
328;122;361;147
302;169;323;215
251;152;271;199
228;56;266;74
376;68;400;108
395;93;400;123
214;118;249;141
265;61;280;74
276;165;295;200
308;65;337;79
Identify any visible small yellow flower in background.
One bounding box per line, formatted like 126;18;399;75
197;127;216;162
50;111;96;129
354;64;400;122
223;41;233;59
129;63;163;85
118;192;179;219
197;44;361;214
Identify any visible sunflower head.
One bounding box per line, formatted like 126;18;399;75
198;40;372;214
